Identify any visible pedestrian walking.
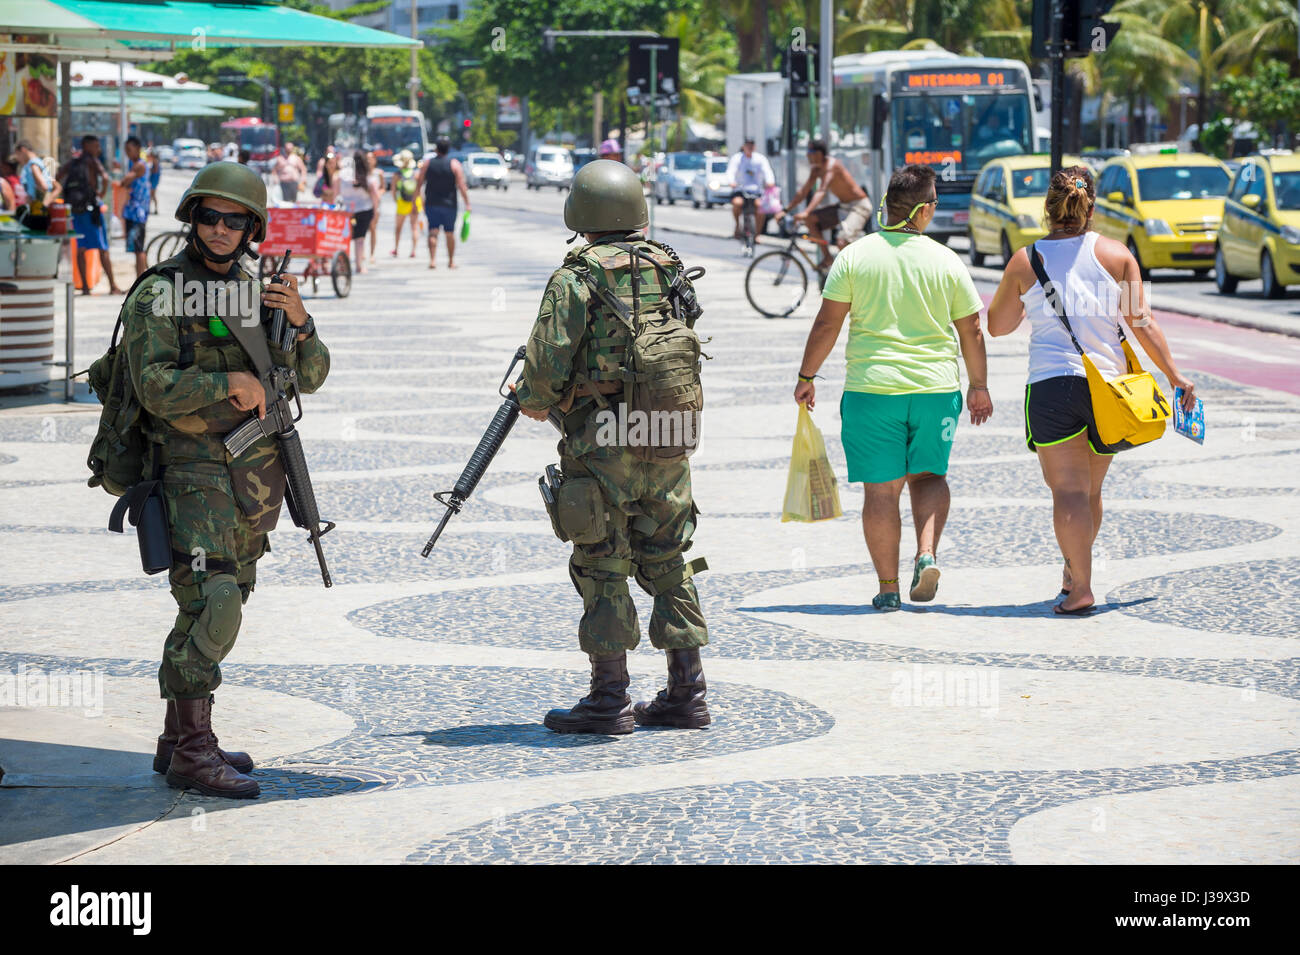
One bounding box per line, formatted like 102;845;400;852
364;150;383;265
390;148;419;257
273;141;303;202
121;136;152;277
513;160;711;735
56;134;123;295
986;166;1197;615
415;137;470;269
315;151;340;205
794;163;992;611
147;147;162;214
337;150;380;275
117;162;330;797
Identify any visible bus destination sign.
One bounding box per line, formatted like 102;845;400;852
894;70;1020;91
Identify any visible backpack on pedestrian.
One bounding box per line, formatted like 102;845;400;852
397;168;417;202
572;239;708;462
84;263;182;496
61;157;94;211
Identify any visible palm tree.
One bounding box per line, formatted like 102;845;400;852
1218;0;1299;75
1096;1;1195;144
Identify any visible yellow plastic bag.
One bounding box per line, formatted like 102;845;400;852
781;404;843;522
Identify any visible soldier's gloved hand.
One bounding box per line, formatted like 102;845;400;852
228;371;267;420
262;272;309;330
508;383;552;423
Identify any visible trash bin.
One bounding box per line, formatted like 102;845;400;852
0;234;63;392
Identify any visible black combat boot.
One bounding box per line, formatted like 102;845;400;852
153;696;254;774
634;648;710;728
165;697;260;798
543;654;635;735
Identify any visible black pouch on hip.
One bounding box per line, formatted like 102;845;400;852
109;480;171;575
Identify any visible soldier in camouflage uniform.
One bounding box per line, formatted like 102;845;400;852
513;160;711;735
123;162;329;798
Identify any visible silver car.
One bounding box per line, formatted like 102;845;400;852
526;146;574;191
653;151;706;205
465;152;509;190
690;156;732;208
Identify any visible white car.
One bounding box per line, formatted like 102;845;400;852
653;152;706;205
526;146;574;191
174;146;205;170
465;152;508;190
690;157;732;208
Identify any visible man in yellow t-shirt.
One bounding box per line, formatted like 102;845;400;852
794;164;993;610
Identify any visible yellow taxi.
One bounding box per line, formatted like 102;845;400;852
1093;149;1231;278
967;153;1083;266
1215;151;1300;298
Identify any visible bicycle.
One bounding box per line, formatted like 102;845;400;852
737;184;763;258
744;215;839;318
146;225;189;266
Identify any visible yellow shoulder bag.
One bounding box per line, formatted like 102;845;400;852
1030;244;1169;449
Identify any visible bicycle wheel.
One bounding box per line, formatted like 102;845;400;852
742;206;757;257
745;249;808;318
149;229;186;265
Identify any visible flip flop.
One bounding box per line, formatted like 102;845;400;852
910;554;940;602
872;592;901;612
1053;601;1095;616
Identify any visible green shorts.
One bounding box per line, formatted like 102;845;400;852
840;389;962;484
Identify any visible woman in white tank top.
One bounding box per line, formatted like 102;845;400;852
986;165;1197;616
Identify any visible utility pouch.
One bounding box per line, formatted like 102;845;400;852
538;464;569;542
556;475;607;545
109;480;171;575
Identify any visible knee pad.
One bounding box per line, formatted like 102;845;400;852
189;573;242;663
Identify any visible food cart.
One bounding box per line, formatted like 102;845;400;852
258;205;352;297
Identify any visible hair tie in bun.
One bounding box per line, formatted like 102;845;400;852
1074;178;1087;189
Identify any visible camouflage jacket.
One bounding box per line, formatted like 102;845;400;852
515;234;678;457
122;248;330;532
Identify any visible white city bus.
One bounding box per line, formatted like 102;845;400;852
329;105;429;171
823;50;1037;243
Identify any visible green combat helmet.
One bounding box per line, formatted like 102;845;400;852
564;159;648;233
176;161;268;243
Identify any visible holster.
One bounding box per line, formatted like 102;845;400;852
109;479;171;575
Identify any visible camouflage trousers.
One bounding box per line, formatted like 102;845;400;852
561;446;708;659
158;463;269;700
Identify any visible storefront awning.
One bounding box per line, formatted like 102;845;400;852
70;88;236;116
42;0;421;49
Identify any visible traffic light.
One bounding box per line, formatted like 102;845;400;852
784;49;812;99
1078;0;1121;54
1031;0;1120;58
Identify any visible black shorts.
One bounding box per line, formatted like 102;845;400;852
351;209;374;239
124;219;147;253
1024;375;1123;455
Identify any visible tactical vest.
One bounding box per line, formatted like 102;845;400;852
562;237;706;462
86;249;286;531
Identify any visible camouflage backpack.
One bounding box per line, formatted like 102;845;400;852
572;238;707;462
84;263;181;495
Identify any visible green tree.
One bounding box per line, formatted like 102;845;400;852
1216;59;1300;147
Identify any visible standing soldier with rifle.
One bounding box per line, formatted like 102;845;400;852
121;162;330;798
512;160;712;735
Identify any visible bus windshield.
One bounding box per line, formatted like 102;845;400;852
368;121;424;155
239;127;277;149
892;93;1032;174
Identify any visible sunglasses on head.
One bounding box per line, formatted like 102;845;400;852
194;206;252;231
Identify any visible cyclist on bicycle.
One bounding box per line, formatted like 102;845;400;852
726;137;776;239
785;139;873;268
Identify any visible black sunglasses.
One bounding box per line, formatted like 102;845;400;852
194;206;252;231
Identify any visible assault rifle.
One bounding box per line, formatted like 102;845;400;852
222;258;335;587
421;346;560;557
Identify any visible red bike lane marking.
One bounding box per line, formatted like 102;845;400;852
976;292;1300;397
